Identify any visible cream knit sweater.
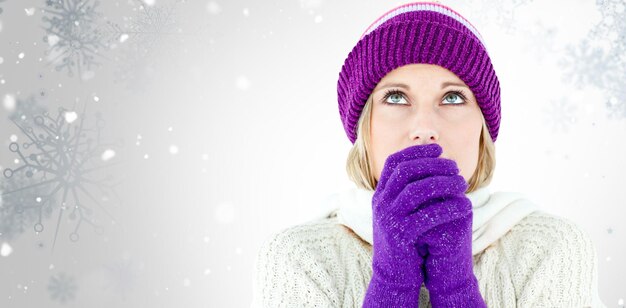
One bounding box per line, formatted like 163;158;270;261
251;188;606;307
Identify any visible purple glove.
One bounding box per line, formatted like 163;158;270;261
363;143;468;307
418;175;486;305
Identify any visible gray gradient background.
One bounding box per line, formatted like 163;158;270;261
0;0;624;307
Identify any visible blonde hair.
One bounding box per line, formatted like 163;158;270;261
345;94;496;193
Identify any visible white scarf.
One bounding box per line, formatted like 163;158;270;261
325;184;541;256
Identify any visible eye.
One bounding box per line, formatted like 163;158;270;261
443;90;468;106
382;89;408;105
381;88;469;106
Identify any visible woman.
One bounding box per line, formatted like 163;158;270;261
252;2;606;307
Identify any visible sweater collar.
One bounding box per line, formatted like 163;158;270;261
333;184;541;256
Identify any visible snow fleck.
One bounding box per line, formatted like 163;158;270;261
3;94;16;111
300;0;323;9
1;242;13;257
46;34;59;47
101;149;116;161
64;111;78;123
206;1;221;15
169;145;178;154
215;202;235;224
235;75;250;90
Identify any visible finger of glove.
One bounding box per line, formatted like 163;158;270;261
400;194;472;244
377;143;443;191
371;223;425;284
371;241;425;284
422;216;474;284
424;238;474;289
381;157;461;201
390;174;468;216
420;211;473;257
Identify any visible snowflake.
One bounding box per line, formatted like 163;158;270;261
584;0;626;120
2;101;124;250
557;39;619;90
0;0;7;15
41;0;107;78
8;94;49;127
102;0;185;91
48;272;77;303
590;0;626;55
0;173;56;242
520;20;559;64
605;85;626;120
102;257;137;300
465;0;535;35
542;97;578;134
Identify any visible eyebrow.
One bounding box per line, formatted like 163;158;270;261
376;81;467;91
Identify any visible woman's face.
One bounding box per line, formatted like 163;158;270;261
370;63;483;183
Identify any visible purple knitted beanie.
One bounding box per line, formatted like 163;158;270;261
337;1;501;144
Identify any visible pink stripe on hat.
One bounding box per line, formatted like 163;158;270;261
360;2;487;49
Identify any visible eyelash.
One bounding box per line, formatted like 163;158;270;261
381;88;469;106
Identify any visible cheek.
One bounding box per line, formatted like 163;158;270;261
370;112;402;180
454;120;482;181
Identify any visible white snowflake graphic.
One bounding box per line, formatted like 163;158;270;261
542;97;578;134
557;39;618;90
0;174;56;241
102;0;185;91
2;100;124;250
465;0;535;35
8;94;49;126
48;272;78;303
41;0;107;78
558;0;626;120
590;0;626;55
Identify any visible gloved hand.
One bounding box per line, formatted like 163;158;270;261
362;143;469;307
418;178;486;306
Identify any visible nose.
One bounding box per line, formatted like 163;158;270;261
410;112;439;145
412;129;439;145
